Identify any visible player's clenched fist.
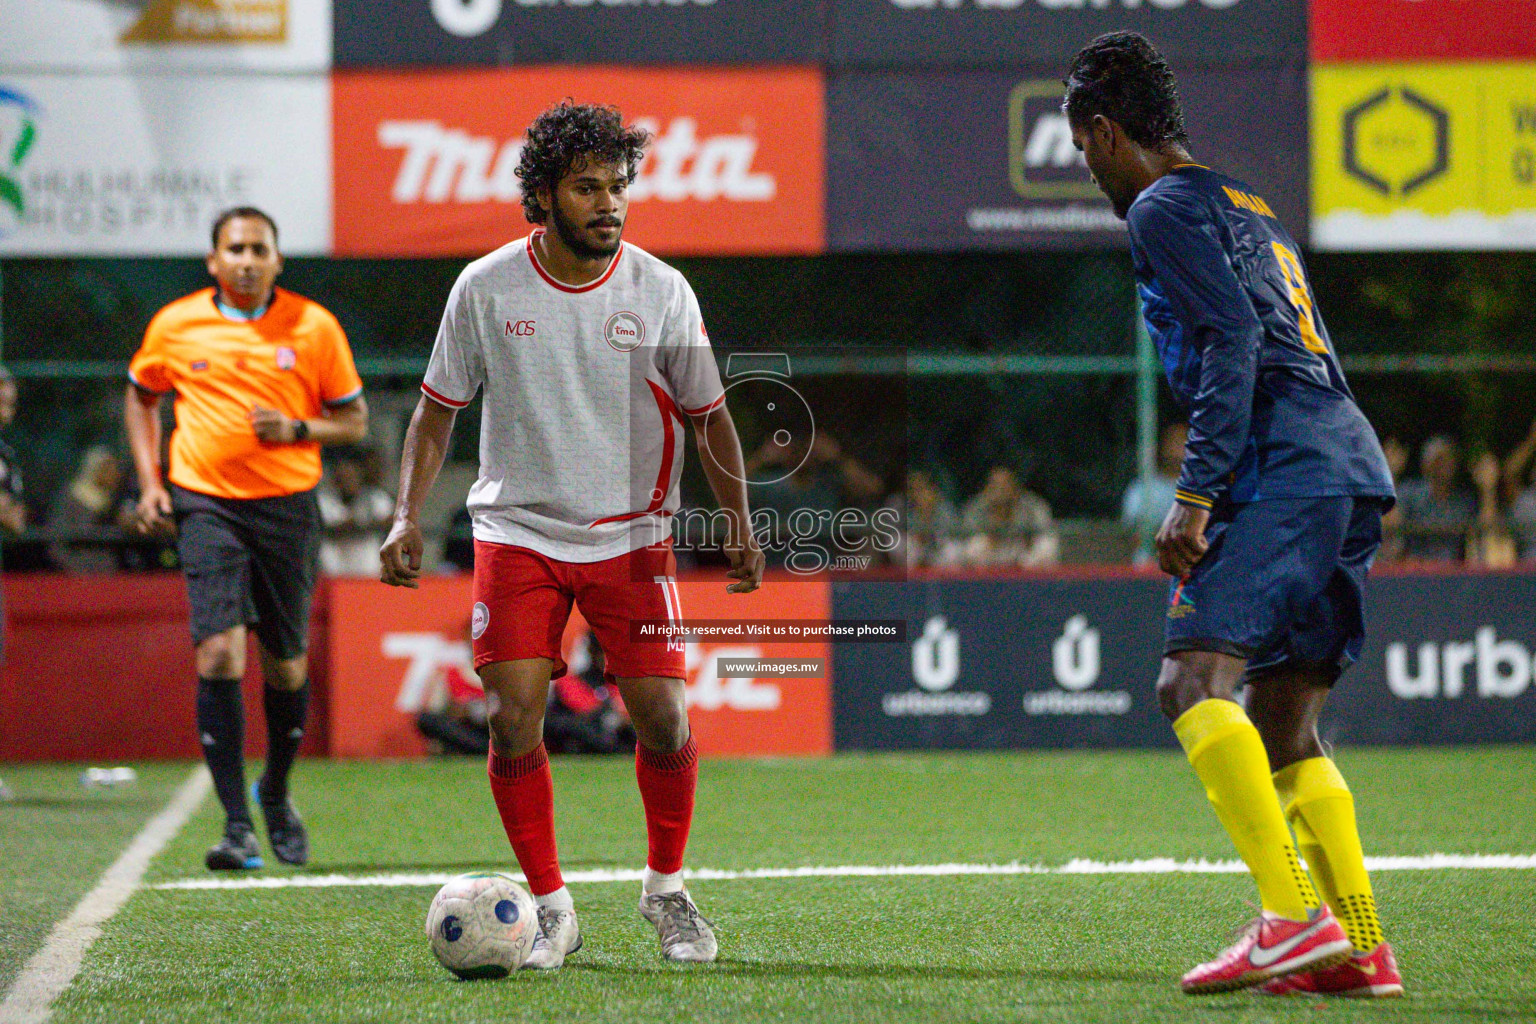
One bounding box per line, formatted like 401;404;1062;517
379;518;424;588
1155;501;1210;578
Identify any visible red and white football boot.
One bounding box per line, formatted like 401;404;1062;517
1258;941;1404;998
1181;905;1353;995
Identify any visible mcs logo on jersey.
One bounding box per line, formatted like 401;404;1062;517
333;67;825;257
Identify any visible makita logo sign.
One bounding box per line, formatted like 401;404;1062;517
890;0;1240;8
379;116;774;205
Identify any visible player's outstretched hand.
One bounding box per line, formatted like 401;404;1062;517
1156;501;1211;578
379;518;424;588
725;538;765;594
134;484;175;536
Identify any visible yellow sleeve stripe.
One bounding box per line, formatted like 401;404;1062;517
1175;490;1214;509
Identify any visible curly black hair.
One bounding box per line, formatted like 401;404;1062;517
1062;32;1190;152
514;102;651;225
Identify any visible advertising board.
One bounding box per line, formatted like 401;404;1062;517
0;74;330;256
828;67;1307;251
0;575;329;762
327;575;833;758
831;576;1176;750
1328;571;1536;745
830;0;1305;67
332;68;824;257
1312;0;1536;62
832;570;1536;750
0;0;330;72
334;0;823;67
1312;64;1536;250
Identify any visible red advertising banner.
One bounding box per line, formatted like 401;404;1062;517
326;574;833;759
0;575;328;762
332;67;825;258
1312;0;1536;61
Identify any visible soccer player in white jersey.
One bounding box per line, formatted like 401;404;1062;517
380;102;764;968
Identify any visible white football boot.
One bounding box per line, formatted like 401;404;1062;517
522;906;582;970
639;890;717;963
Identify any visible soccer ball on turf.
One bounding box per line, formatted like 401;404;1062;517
425;872;538;979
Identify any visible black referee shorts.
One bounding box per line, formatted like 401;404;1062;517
172;484;322;660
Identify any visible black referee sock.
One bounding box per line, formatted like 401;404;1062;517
259;681;310;806
196;677;251;828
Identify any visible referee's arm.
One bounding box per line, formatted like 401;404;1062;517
250;396;369;446
125;382;174;533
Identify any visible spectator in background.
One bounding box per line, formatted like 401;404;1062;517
359;443;390;492
1396;436;1477;561
1377;435;1411;561
959;465;1057;567
1121;422;1187;566
0;366;20;801
1502;418;1536;560
0;367;25;540
1468;451;1516;566
47;447;136;573
747;431;885;559
317;449;394;576
747;431;885;515
901;468;961;568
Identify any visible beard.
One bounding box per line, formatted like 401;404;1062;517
550;199;623;260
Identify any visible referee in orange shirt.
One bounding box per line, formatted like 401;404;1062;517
125;207;368;870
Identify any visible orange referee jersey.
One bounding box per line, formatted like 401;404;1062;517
128;287;364;500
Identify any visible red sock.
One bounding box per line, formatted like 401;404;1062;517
635;736;698;874
487;744;563;896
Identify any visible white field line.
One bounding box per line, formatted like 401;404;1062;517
152;852;1536;892
0;767;210;1024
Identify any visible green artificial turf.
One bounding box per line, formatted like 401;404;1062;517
0;761;190;993
8;748;1536;1023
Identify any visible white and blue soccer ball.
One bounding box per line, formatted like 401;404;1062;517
425;872;538;979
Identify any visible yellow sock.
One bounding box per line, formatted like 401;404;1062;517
1275;757;1385;954
1174;699;1319;920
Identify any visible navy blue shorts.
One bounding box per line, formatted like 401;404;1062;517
1164;496;1388;682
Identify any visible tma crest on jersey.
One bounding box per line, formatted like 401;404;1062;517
605;312;646;353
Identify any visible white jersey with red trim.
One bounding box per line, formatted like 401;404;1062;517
422;231;725;562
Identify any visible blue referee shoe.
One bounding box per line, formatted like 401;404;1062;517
253;780;310;866
205;821;264;871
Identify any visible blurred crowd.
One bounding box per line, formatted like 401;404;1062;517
4;362;1536;573
23;442;396;576
904;420;1536;569
0;366;398;575
1380;427;1536;566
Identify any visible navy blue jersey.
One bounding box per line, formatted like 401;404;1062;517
1128;164;1394;510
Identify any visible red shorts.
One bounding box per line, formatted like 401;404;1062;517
471;539;686;682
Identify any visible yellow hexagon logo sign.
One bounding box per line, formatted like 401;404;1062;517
1343;86;1449;197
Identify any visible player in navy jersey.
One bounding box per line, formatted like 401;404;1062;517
1063;32;1402;997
